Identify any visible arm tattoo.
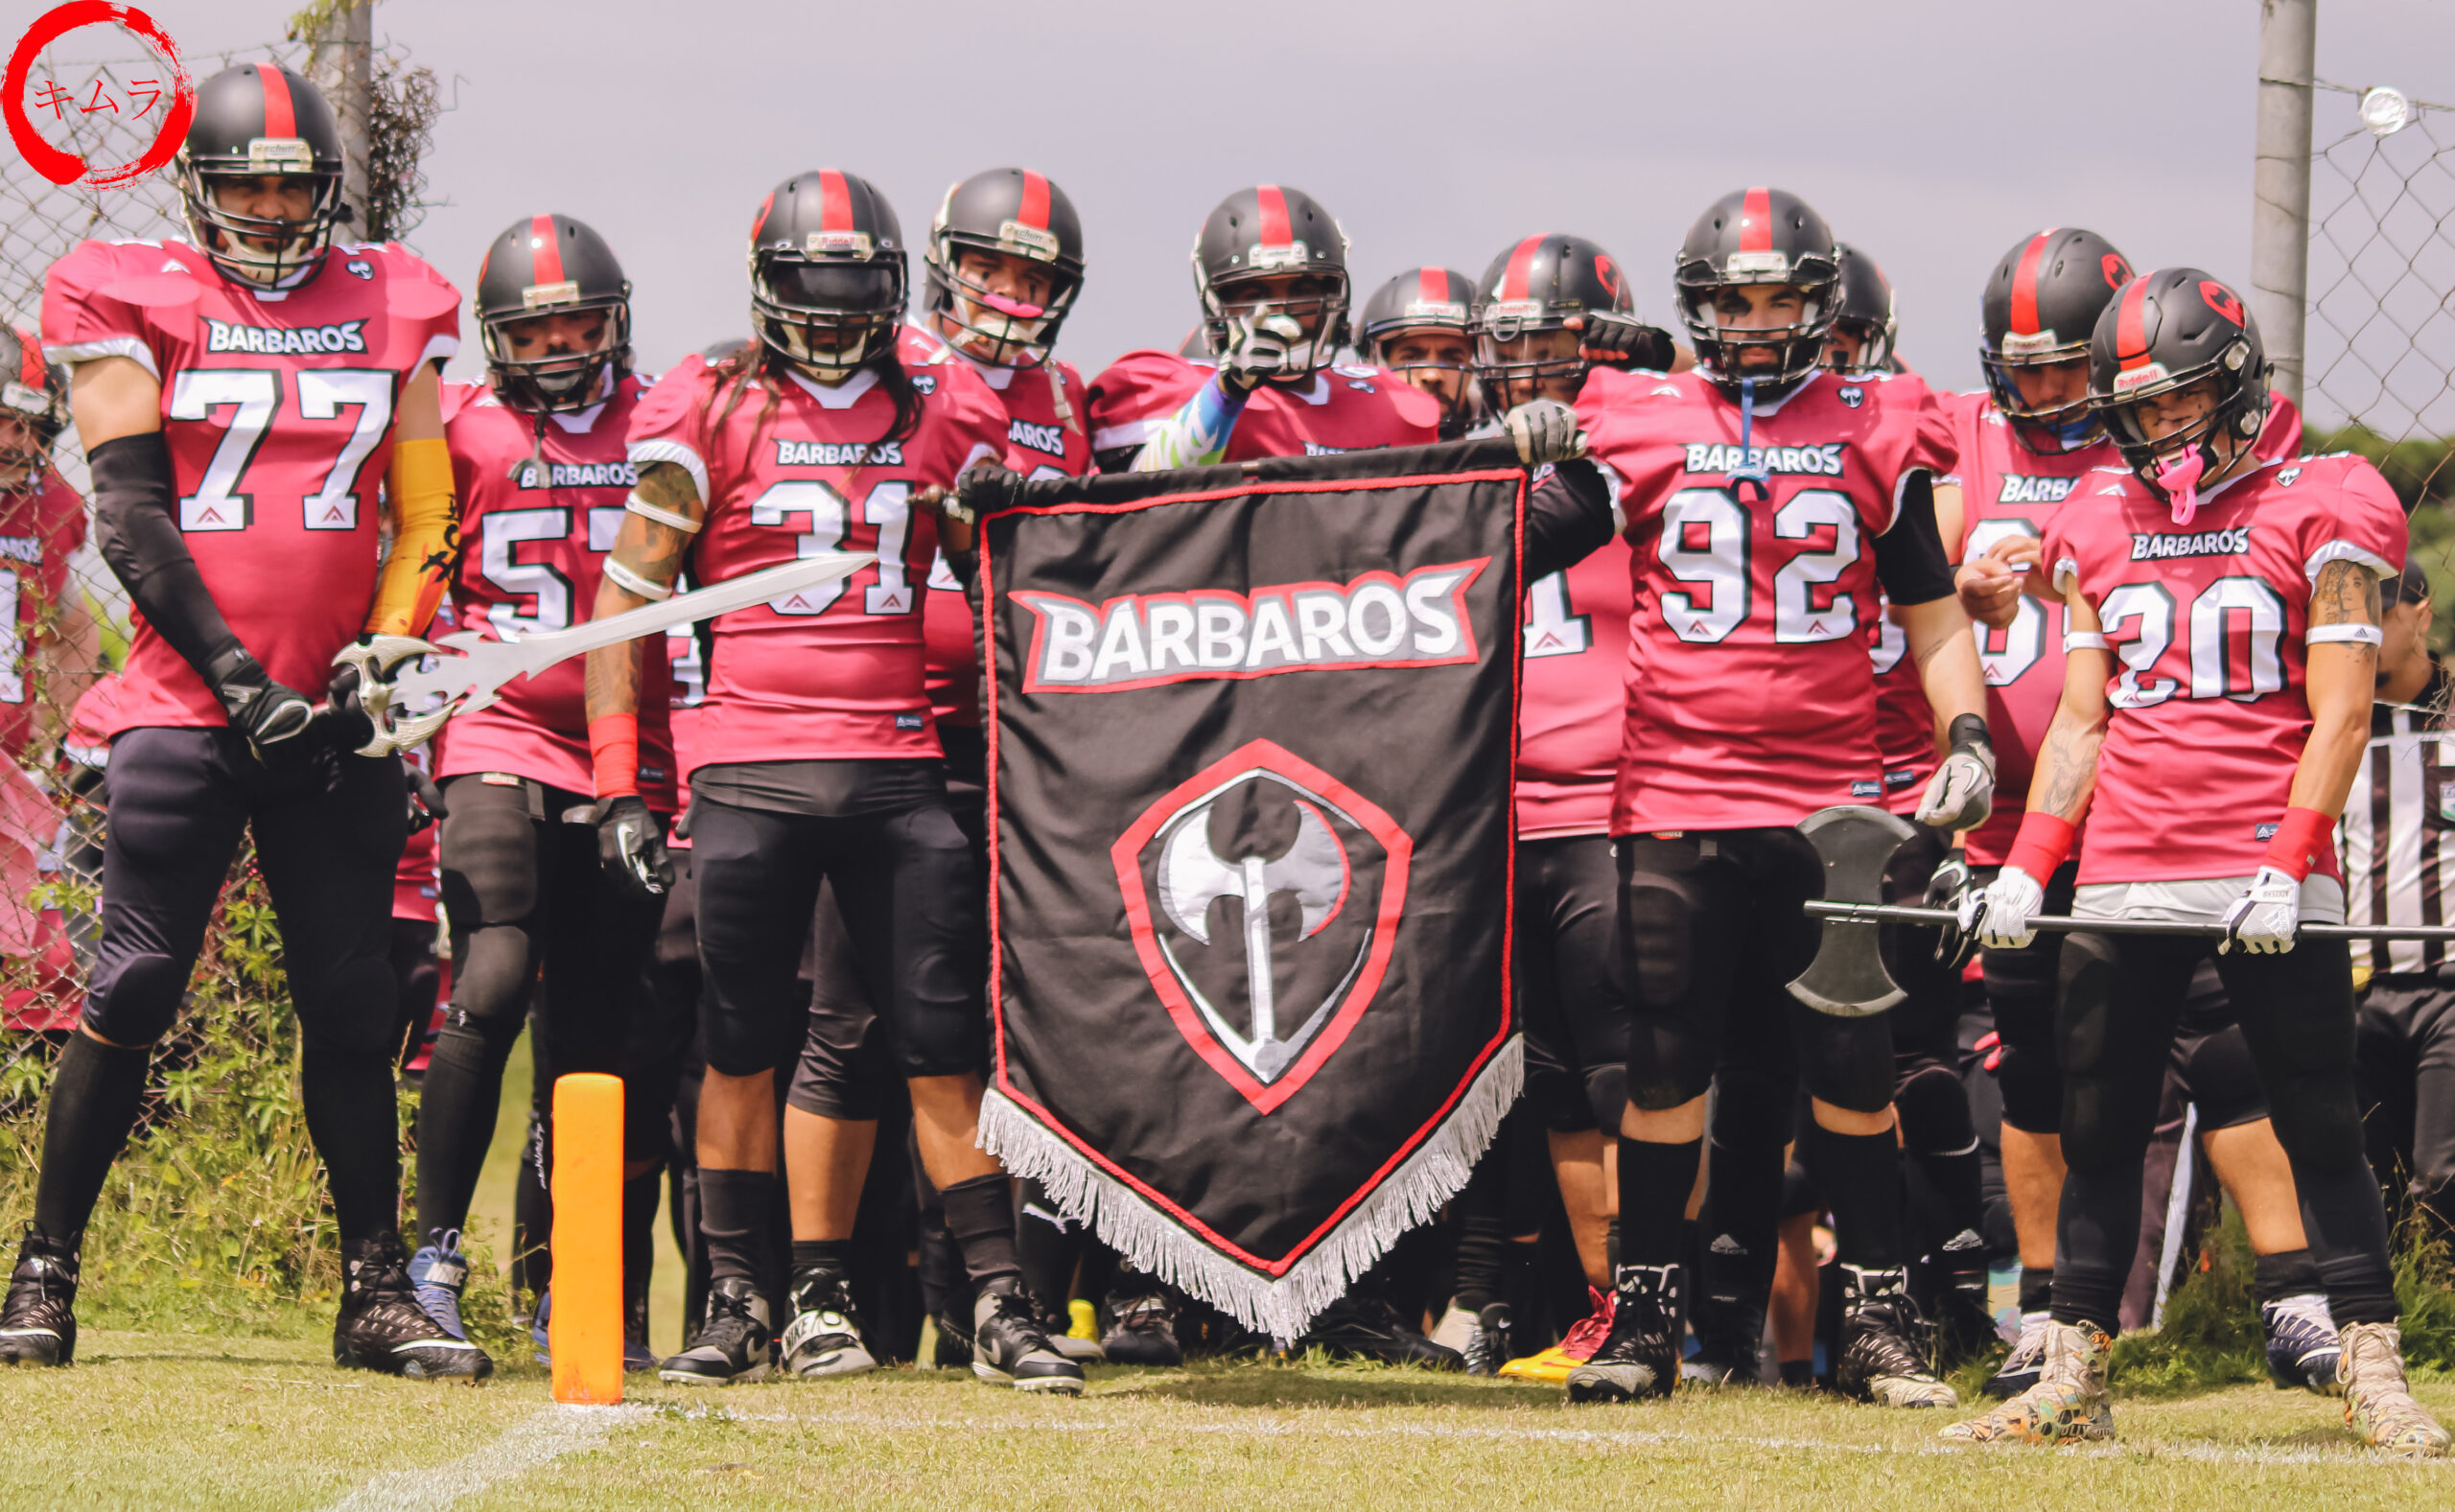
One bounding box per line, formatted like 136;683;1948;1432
2033;717;2106;818
2309;557;2382;629
585;460;703;721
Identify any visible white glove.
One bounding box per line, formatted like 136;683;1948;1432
1976;865;2046;950
1501;399;1587;467
1218;312;1303;391
2220;866;2302;955
1914;746;1996;831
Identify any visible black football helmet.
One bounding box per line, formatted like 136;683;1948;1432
1474;233;1659;400
1826;244;1898;374
176;62;350;288
0;326;66;495
1359;267;1477;370
1981;227;2135;453
1672;186;1842;398
475;214;633;413
1192;185;1350;380
2089;268;2272;522
748;170;907;382
924;167;1086;368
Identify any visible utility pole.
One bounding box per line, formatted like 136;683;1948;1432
300;1;374;235
2252;0;2317;407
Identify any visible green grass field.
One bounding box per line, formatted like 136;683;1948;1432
5;1330;2449;1512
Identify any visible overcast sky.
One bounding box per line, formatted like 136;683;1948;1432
126;0;2455;418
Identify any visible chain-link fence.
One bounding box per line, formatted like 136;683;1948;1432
0;14;446;1319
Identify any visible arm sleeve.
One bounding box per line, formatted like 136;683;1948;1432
1524;458;1620;582
89;430;246;676
1873;471;1957;605
365;435;458;637
1129;371;1250;472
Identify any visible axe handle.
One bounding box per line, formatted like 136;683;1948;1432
1803;899;2455;943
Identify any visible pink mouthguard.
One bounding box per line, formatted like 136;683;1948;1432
978;291;1045;319
2152;450;2205;525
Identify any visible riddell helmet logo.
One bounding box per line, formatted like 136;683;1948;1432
1113;741;1413;1113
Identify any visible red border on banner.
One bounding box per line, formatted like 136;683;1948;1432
981;465;1526;1276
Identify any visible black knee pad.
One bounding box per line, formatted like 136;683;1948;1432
1797;1008;1896;1115
1780;1158;1820;1220
1894;1060;1976;1155
2178;1024;2268;1131
786;1011;896;1121
2051;932;2145;1173
879;807;988;1082
82;952;188;1046
1617;846;1719;1111
1583;1061;1627;1133
290;953;400;1058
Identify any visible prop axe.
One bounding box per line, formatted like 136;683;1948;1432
330;551;876;756
1788;804;2455;1016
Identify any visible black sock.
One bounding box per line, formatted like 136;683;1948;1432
2253;1247;2324;1304
31;1035;152;1246
622;1166;661;1314
1697;1131;1783;1324
941;1173;1025;1293
791;1238;853;1277
2018;1264;2054;1315
412;1018;520;1241
1811;1123;1905;1271
1615;1136;1702;1271
698;1168;774;1286
298;1037;400;1244
1014;1175;1086;1313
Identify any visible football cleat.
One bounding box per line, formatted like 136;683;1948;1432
2261;1292;2342;1395
972;1281;1086;1394
334;1233;492;1381
929;1306;974;1368
1836;1266;1956;1408
1500;1286;1614;1383
1985;1311;2050;1400
1298;1294;1464;1370
408;1230;475;1342
1940;1319;2114;1446
780;1268;877;1379
1039;1302;1104;1363
659;1277;774;1385
1567;1265;1679;1404
1458;1302;1513;1377
1099;1285;1183;1367
0;1227;79;1367
2339;1321;2450;1457
1683;1299;1765;1385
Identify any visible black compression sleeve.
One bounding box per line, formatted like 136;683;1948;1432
1524;458;1618;582
1872;470;1956;606
90;431;243;676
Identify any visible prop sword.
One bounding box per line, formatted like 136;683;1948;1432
331;550;876;756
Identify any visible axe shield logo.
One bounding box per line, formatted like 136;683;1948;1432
1112;740;1412;1113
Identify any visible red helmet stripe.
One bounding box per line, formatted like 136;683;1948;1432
255;63;296;139
2114;278;2152;370
817;170;853;234
1254;184;1291;248
1017;170;1050;231
751;189;777;241
1500;236;1545;301
1739;186;1772;253
527;214;566;287
1417;267;1447;304
2008;229;2055;337
13;329;41;388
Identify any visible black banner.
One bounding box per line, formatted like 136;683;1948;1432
977;440;1526;1340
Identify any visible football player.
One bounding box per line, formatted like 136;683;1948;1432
2;64;472;1376
1823;244;1900;375
401;214;672;1377
583;169;1081;1393
1555;188;1991;1409
1086;185;1440;473
1947;270;2444;1455
1944;229;2342;1399
1356;267;1482;438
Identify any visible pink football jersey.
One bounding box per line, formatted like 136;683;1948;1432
2043;453;2404;884
900;324;1091;729
42;238;460;735
625;350;1005;770
1582;367;1958;833
436;374;676;803
1086;349;1440;465
0;468;88;761
1519;530;1634;838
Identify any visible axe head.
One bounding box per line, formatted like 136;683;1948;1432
1787;804;1917;1018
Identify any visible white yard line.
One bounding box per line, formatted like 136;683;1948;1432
316;1403;650;1512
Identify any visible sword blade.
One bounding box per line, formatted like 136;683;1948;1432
1801;899;2455;943
390;551;874;713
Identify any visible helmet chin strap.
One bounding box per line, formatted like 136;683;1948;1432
1727;378;1773;502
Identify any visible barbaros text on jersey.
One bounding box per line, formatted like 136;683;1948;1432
2129;525;2253;562
776;438;904;467
203;317;368;355
1683;442;1846;477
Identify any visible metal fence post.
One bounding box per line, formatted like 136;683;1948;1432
2253;0;2318;407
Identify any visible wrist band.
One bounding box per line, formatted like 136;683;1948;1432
2003;811;2077;881
2307;623;2383;645
603;558;673;600
2262;804;2336;882
589;712;640;800
2063;631;2110;652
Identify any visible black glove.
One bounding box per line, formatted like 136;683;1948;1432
1579;314;1678;373
323;651;377;753
594;794;673;900
949;462;1024;524
406;766;448;835
204;642;314;756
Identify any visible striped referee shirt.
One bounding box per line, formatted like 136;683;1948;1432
2341;663;2455;976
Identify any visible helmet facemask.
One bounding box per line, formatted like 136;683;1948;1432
1674;250;1840;400
483;300;633;415
1472;304;1587;414
751;248;906;383
926;235;1081;369
181;157;346;289
1200;268;1349;383
2096;362;2264;525
1983;337;2103;454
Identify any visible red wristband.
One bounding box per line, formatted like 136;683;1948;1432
2261;805;2335;882
589;712;640;800
2003;811;2077;881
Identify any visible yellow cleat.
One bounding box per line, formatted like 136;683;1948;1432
1939;1319;2113;1447
2340;1322;2450;1458
1498;1286;1614;1384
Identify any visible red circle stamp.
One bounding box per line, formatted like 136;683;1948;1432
4;3;195;189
